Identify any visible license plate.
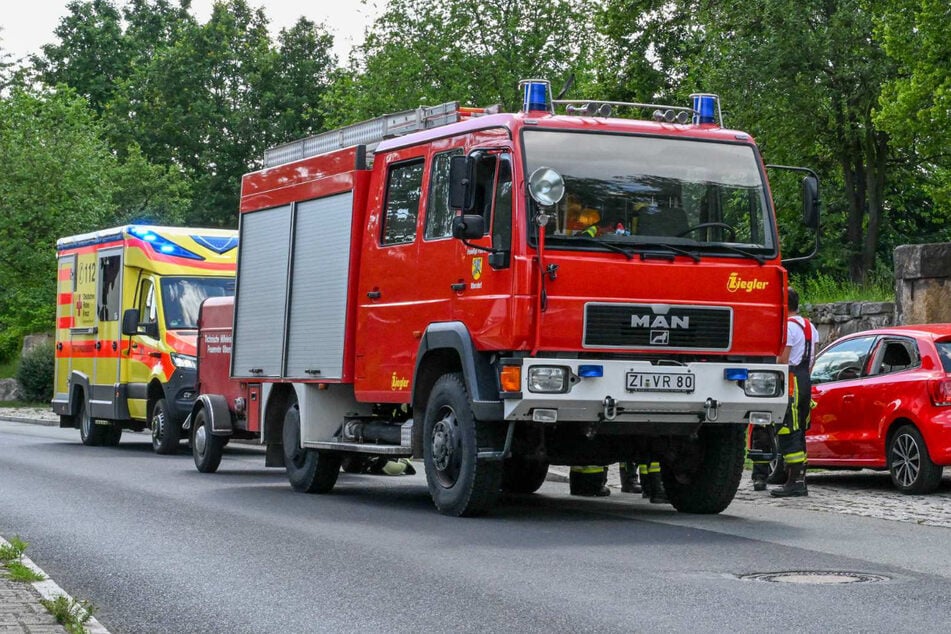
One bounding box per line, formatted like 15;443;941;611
626;371;695;393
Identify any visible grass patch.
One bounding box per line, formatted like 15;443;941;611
5;560;45;582
0;535;28;562
791;270;895;306
39;595;95;634
0;356;17;379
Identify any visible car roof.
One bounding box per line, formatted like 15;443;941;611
838;323;951;341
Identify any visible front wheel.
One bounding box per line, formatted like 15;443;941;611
283;403;340;493
192;408;226;473
501;456;549;494
151;398;180;454
423;373;503;516
664;424;746;514
888;425;943;494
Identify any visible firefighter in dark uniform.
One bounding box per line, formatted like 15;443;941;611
569;465;610;496
771;288;818;497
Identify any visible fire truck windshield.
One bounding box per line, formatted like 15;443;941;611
160;277;235;330
522;130;775;256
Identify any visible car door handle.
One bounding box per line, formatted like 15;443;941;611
842;394;855;403
450;282;466;292
367;290;381;299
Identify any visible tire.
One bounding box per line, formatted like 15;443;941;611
283;403;341;493
423;372;503;516
501;456;549;494
888;425;943;494
78;397;107;446
151;398;180;455
102;423;123;447
664;423;746;514
192;408;225;474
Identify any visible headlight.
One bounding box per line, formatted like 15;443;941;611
170;353;197;370
527;366;569;393
743;371;783;397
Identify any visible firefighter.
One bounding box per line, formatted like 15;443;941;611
638;460;669;504
619;461;641;493
771;288;818;497
569;466;610;497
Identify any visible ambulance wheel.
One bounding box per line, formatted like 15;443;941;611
151;398;180;455
192;408;225;474
283;403;340;493
78;398;106;446
102;423;123;447
664;423;745;514
423;372;503;516
501;456;549;494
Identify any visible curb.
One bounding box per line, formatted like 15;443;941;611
1;536;111;634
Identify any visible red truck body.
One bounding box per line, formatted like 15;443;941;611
190;84;818;516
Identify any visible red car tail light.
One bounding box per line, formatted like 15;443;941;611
929;378;951;406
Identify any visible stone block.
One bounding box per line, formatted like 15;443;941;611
0;378;22;401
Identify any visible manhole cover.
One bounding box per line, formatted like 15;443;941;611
740;571;889;584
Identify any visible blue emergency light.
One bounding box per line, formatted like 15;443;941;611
691;93;719;124
521;80;550;113
578;365;604;378
723;368;749;381
129;226;204;261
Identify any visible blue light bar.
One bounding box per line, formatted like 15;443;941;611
522;80;550;112
129;226;205;261
724;368;749;381
691;93;719;124
578;365;604;378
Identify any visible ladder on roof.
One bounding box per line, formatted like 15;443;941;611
264;101;493;168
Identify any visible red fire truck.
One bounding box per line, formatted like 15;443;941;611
190;80;819;516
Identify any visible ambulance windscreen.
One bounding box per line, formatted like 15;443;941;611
160;277;236;330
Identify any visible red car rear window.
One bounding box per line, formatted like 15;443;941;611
935;341;951;372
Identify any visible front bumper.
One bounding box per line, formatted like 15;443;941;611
502;358;787;426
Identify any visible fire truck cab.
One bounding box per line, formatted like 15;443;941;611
53;225;237;453
192;81;819;516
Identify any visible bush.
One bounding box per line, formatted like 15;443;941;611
16;341;54;403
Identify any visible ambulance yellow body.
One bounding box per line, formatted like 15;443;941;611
52;225;237;453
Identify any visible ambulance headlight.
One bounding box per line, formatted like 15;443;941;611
170;353;197;370
742;371;783;397
527;366;569;393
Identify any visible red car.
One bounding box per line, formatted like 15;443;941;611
807;324;951;493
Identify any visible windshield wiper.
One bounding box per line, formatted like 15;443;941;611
568;235;634;260
635;243;701;263
706;243;768;265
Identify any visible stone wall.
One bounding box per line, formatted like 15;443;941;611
805;301;896;350
894;243;951;325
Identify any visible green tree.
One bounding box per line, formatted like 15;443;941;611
0;87;114;358
326;0;593;126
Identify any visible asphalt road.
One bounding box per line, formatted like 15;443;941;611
2;419;950;633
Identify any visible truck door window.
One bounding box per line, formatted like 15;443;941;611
471;153;497;233
381;159;424;245
425;149;463;240
492;155;513;252
98;255;121;321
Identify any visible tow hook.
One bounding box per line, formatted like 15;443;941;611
704;398;720;422
602;395;618;421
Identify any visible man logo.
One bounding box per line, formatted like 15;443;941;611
631;314;689;329
650;330;670;345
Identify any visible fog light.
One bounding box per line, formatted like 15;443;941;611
744;371;783;397
532;409;558;423
528;366;569;393
749;411;772;425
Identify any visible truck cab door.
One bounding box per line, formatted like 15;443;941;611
123;276;161;420
92;249;123;418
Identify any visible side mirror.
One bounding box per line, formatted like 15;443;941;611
802;175;820;229
121;309;140;336
449;156;476;212
452;214;486;240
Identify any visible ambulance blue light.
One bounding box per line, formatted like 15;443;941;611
724;368;749;381
129;226;204;261
691;93;719;124
578;365;604;378
522;80;550;112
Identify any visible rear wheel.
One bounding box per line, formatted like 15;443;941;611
888;425;943;494
151;398;180;454
501;456;549;494
102;423;123;447
192;408;225;473
283;403;340;493
78;397;107;446
664;424;746;514
423;373;503;516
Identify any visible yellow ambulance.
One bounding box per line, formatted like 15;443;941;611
52;225;237;453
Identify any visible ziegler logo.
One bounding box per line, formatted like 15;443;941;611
727;272;769;293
